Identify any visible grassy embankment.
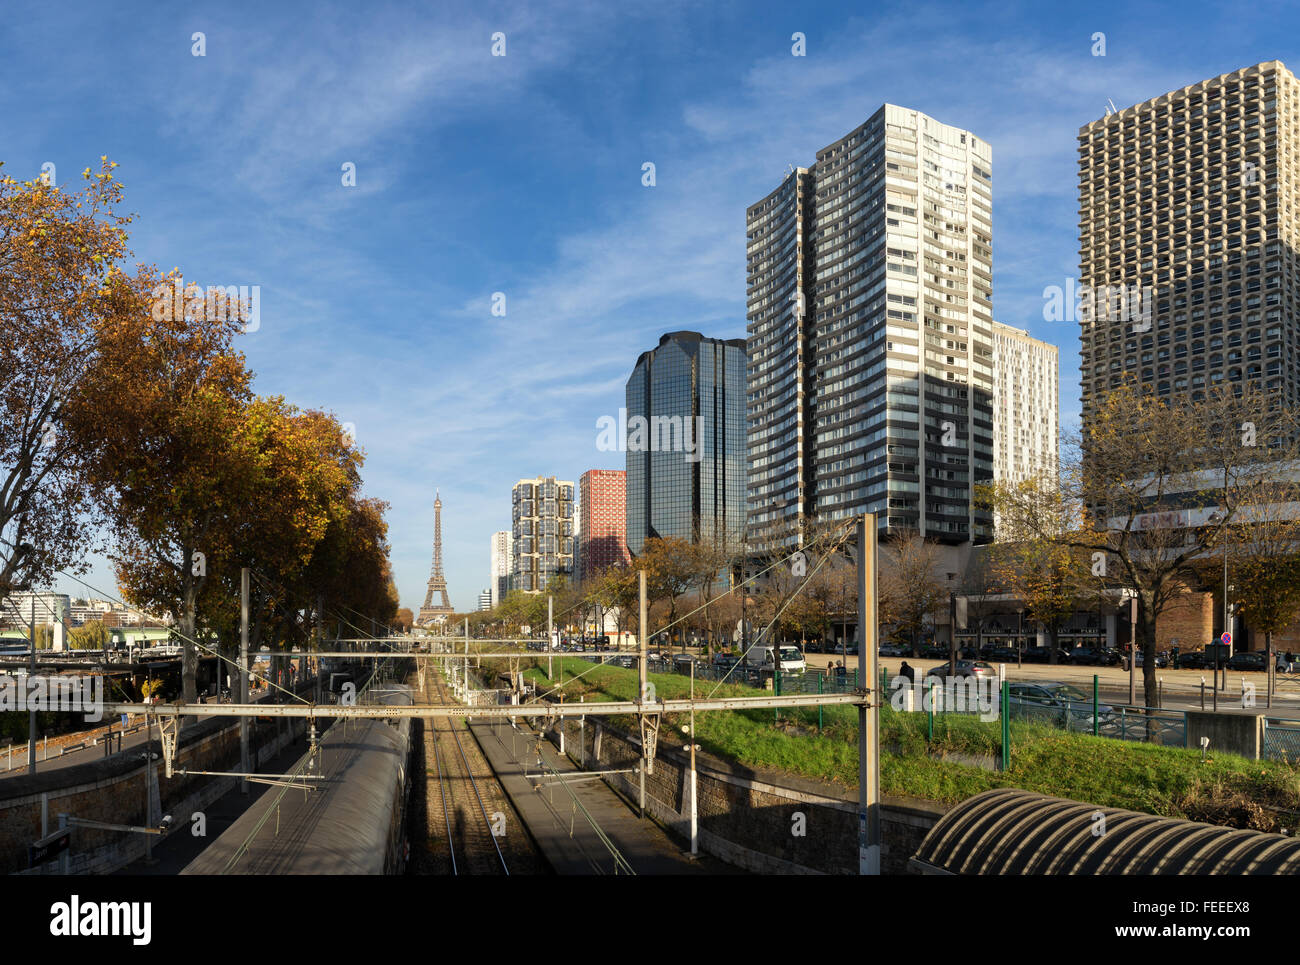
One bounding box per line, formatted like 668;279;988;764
513;657;1300;833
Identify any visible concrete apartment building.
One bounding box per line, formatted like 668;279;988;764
489;530;512;606
991;321;1059;491
747;104;995;549
577;469;630;581
1075;60;1300;652
510;476;575;593
1078;60;1297;424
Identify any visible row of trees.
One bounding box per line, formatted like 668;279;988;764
448;381;1300;713
457;526;866;654
1;160;399;704
986;382;1300;707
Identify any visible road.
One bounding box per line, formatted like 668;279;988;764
803;652;1300;716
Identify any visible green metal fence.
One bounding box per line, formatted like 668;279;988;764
1264;718;1300;762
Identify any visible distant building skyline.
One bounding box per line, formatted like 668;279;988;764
489;530;512;607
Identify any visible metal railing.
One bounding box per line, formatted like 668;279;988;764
1263;718;1300;762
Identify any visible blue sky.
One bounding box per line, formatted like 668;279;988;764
4;0;1298;612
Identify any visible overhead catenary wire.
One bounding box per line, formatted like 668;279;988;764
517;520;856;706
705;523;855;699
53;568;312;705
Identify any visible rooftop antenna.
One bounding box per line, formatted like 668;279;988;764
1106;98;1118;116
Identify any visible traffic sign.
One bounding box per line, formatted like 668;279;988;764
1221;632;1232;646
28;827;70;868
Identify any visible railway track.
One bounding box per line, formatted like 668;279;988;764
418;667;528;875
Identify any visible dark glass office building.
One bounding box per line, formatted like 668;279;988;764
625;331;748;556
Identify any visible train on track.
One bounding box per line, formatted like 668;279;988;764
181;682;414;875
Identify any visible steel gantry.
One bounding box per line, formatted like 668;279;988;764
115;513;885;874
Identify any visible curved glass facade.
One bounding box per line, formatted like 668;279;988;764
625;331;748;556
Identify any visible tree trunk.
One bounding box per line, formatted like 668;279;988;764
1267;631;1274;709
1140;606;1158;710
180;576;198;706
1047;625;1058;665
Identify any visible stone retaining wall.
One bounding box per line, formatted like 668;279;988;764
1;714;307;875
545;715;947;875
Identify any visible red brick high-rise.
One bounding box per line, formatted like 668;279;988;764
578;469;630;582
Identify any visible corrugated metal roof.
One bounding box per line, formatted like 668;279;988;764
911;787;1300;875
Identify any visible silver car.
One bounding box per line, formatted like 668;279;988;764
1008;681;1113;729
926;660;997;679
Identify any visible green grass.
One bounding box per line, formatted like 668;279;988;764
509;657;1300;833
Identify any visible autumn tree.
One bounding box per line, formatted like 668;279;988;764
877;528;947;659
0;159;132;598
205;403;364;659
1220;483;1300;707
957;550;1003;656
395;608;414;633
983;478;1095;665
69;267;252;704
686;530;742;653
590;563;639;641
68;619;110;650
994;383;1300;708
634;537;697;647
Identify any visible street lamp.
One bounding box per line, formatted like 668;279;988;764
10;542;39;775
1016;607;1024;669
946;572;958;673
1207;508;1232;691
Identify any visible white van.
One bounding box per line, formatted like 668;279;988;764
750;645;806;675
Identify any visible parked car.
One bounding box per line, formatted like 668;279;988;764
1122;650;1168;670
1019;647;1069;664
672;653;702;673
879;643;909;657
712;651;740;669
1068;648;1109;666
1008;681;1112;729
748;645;807;675
987;646;1020;662
920;644;949;660
1226;651;1267;671
926;660;997;679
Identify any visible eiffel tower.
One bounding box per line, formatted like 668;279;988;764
416;489;455;626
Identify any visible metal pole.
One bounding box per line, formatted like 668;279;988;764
240;567;250;794
1128;594;1136;706
856;513;880;875
1093;675;1100;737
638;569;648;818
28;597;37;774
689;660;697;856
1224;537;1231;658
144;711;153;864
1000;680;1009;771
547;596;553;682
1267;633;1273;709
